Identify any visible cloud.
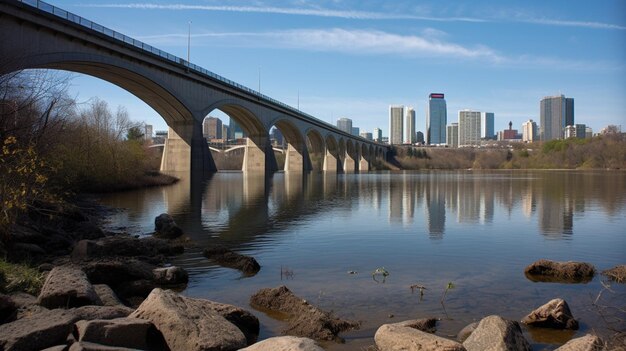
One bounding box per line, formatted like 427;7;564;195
84;3;626;30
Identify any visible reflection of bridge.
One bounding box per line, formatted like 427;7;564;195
1;0;390;179
149;144;286;154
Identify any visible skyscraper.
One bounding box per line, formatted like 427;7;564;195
480;112;494;139
427;93;446;145
230;118;244;139
522;119;538;142
405;107;416;144
203;116;222;139
458;110;481;147
447;123;459;148
337;117;352;134
352;127;360;136
540;95;574;141
373;128;382;142
389;105;404;145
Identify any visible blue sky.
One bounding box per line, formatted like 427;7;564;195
48;0;625;136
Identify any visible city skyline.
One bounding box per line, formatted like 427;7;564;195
45;0;625;137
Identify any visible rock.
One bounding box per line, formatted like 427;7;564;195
602;265;626;283
241;336;325;351
250;285;359;342
199;299;260;345
154;213;183;239
521;298;579;330
82;258;155;287
463;315;531;351
115;279;157;300
457;322;479;342
392;318;438;333
9;292;49;319
93;284;125;307
38;266;102;308
0;294;17;324
69;341;143;350
554;334;604;351
524;259;595;283
375;322;466;351
204;245;261;276
74;317;156;349
0;308;78;351
72;236;184;261
129;288;250;351
11;242;46;255
153;266;188;285
72;305;135;320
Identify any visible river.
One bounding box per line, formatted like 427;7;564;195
98;170;626;350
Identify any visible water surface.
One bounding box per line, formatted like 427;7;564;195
99;170;626;350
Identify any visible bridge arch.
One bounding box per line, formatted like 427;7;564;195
344;139;357;172
269;117;307;172
305;129;325;171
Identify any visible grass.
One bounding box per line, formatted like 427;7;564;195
0;259;46;295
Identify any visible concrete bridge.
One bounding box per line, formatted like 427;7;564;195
149;143;287;154
0;0;389;178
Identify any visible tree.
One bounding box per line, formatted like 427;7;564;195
126;126;144;141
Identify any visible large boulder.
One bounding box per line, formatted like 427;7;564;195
203;245;261;276
524;259;595;283
93;284;125;307
250;286;359;342
554;334;604;351
392;318;438;333
0;309;78;351
153;266;189;285
82;258;155;287
38;266;102;308
73;317;158;350
463;315;531;351
68;341;143;350
375;322;466;351
129;288;253;351
72;305;135;320
457;321;479;342
199;299;261;345
72;236;184;261
521;298;578;330
241;336;325;351
154;213;183;239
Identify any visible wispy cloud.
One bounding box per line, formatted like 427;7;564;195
84;3;626;30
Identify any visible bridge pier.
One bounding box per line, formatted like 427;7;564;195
242;136;271;173
343;152;357;173
323;149;338;172
284;143;304;172
161;123;216;177
359;155;370;172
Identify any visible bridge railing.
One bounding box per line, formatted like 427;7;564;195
16;0;382;145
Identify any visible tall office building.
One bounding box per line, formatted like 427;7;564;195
222;125;230;141
540;95;574;141
230;118;244;139
458;110;481;147
480;112;494;139
352;127;360;136
405;107;416;144
360;132;373;140
446;123;459;148
416;131;425;144
389;105;404;145
337;117;353;134
427;93;447;145
373;128;382;142
522;119;538;142
144;124;153;141
203;116;222;139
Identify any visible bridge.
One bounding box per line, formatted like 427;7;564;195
149;144;286;154
0;0;390;179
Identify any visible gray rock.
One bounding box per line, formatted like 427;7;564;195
38;266;102;308
240;336;324;351
0;308;78;351
375;322;466;351
457;322;479;342
203;245;261;276
392;318;438;333
74;317;154;349
11;242;46;255
93;284;125;307
69;341;141;351
463;315;531;351
72;236;184;261
39;346;68;351
130;288;249;351
72;305;135;320
554;334;604;351
154;213;183;239
82;258;155;287
521;298;578;330
198;299;260;345
153;266;188;285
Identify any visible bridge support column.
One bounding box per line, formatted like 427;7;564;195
284;143;304;172
161;122;216;177
343;152;356;173
323;149;338;172
359;155;370;172
242;136;267;173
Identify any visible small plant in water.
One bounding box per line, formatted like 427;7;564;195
441;281;455;304
372;267;389;283
280;266;294;280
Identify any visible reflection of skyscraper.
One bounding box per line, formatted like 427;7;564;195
425;176;445;238
389;181;403;223
427;93;447;145
402;173;415;224
538;195;573;237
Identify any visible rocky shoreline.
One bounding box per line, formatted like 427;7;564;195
0;200;624;350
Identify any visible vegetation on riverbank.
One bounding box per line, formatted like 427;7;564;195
392;133;625;170
0;259;45;295
1;69;172;240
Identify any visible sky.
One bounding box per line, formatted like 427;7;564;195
44;0;626;137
